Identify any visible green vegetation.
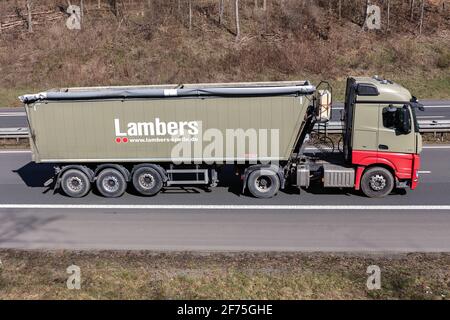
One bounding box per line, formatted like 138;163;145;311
0;250;448;299
0;0;449;107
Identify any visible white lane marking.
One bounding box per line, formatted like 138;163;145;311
423;145;450;149
0;112;26;117
0;150;31;154
418;171;431;174
0;204;450;210
417;116;444;119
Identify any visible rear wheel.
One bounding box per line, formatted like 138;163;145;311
60;169;91;198
132;167;163;196
96;168;127;198
247;169;280;198
361;167;394;198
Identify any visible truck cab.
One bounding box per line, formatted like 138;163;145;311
341;76;422;197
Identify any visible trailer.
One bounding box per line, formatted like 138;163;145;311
20;76;423;198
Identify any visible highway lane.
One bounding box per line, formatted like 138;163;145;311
0;146;450;251
1;100;450;129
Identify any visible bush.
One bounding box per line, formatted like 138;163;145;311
436;51;450;69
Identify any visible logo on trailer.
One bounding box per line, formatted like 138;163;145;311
114;118;200;143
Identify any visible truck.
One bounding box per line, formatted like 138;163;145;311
19;76;423;199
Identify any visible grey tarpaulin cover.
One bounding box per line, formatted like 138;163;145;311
19;83;316;104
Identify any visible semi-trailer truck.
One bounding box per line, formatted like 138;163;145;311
20;76;423;199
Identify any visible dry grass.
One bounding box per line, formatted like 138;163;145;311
0;0;449;107
0;250;449;299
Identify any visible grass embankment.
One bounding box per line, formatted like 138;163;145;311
0;0;449;107
0;250;449;299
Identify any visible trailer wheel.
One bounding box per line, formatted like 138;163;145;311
361;167;394;198
132;167;163;196
247;169;280;199
60;169;91;198
96;168;127;198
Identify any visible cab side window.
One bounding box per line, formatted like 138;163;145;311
382;105;412;134
382;106;399;129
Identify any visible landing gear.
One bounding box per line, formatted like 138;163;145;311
361;167;394;198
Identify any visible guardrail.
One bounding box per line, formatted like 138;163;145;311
0;127;29;140
321;120;450;134
1;120;450;139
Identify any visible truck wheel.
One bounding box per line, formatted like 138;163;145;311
361;167;394;198
132;167;163;196
60;169;91;198
247;169;280;198
96;168;127;198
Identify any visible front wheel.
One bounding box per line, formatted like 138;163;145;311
360;167;394;198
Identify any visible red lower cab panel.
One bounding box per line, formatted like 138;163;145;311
352;150;420;190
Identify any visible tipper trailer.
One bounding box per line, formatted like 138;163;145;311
20;76;423;198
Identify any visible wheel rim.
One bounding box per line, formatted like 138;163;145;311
102;175;120;193
255;176;272;193
369;174;386;191
138;173;155;189
67;176;83;193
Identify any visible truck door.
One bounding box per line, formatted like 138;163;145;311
377;104;415;154
343;78;356;163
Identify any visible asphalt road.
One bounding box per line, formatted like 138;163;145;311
0;146;450;251
1;100;450;128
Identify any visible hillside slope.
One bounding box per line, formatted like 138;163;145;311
0;0;449;106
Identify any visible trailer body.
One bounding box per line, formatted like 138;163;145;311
25;92;311;163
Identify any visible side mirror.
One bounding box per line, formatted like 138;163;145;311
399;106;411;134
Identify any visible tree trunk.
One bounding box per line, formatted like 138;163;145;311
263;0;266;11
26;0;33;33
362;0;369;29
80;0;84;24
338;0;342;20
410;0;415;21
387;0;390;30
189;0;192;31
0;0;3;34
419;0;425;35
146;0;152;17
235;0;240;39
219;0;224;24
254;0;258;9
98;0;101;9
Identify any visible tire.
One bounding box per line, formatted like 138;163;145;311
96;168;127;198
132;167;163;196
60;169;91;198
247;169;280;199
360;167;394;198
